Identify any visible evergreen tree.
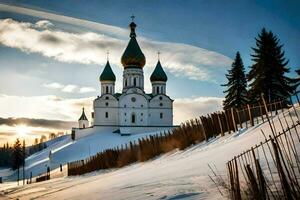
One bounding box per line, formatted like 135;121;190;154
248;28;294;102
222;52;248;109
12;138;24;184
290;69;300;91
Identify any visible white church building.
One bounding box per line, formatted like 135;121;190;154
74;19;174;136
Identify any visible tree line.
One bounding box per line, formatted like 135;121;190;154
222;28;299;110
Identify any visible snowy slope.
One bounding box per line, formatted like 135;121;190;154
1;108;299;200
3;128;166;181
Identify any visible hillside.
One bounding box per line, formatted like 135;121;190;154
0;108;299;199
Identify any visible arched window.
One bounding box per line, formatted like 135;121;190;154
160;113;163;119
161;86;164;94
106;86;109;93
125;79;127;87
133;78;136;86
131;113;136;124
105;112;108;118
156;86;159;94
83;124;85;128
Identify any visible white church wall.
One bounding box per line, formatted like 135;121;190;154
119;93;149;126
120;126;174;134
149;95;173;126
93;95;119;126
79;120;89;129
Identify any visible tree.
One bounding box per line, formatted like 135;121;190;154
248;28;294;102
12;138;24;185
222;52;248;109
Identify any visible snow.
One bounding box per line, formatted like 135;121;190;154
0;108;299;199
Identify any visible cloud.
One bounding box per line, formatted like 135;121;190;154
44;82;96;93
35;20;53;29
0;3;128;39
79;87;96;93
0;18;232;81
0;94;93;121
44;82;64;89
61;84;78;93
0;117;76;129
174;96;224;124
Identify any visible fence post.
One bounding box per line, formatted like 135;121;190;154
247;104;254;126
217;112;224;136
236;108;242;129
231;108;237;132
258;102;265;122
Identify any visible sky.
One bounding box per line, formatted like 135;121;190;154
0;0;299;145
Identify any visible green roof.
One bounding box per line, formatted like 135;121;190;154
79;108;88;121
113;93;122;99
121;22;146;68
100;61;116;82
150;61;168;82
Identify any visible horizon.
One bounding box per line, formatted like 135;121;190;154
0;0;299;145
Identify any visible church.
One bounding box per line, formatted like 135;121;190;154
74;18;174;136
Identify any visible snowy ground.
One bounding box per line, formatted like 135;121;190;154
0;108;299;200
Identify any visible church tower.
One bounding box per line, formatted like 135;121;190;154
150;57;168;95
121;16;146;92
78;108;89;129
100;60;116;95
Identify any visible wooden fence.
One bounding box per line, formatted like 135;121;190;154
68;94;299;176
225;107;300;199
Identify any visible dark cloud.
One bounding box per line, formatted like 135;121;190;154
39;33;63;44
0;117;76;129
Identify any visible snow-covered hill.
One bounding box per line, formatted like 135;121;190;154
0;108;299;200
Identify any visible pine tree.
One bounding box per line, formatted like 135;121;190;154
222;52;248;109
12;138;24;185
248;28;294;102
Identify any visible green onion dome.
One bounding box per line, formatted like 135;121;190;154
100;61;116;82
150;60;168;82
121;21;146;69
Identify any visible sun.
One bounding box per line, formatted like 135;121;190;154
16;124;29;137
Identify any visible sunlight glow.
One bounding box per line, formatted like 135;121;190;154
16;124;29;137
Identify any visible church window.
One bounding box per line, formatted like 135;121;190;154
141;113;143;116
131;113;136;123
105;112;108;118
159;96;163;100
133;78;136;86
125;79;127;87
141;104;143;107
124;113;126;116
156;86;159;94
92;112;94;118
106;86;109;93
131;97;136;102
105;102;109;106
83;124;85;128
105;96;109;100
160;103;163;107
160;113;163;119
124;104;127;108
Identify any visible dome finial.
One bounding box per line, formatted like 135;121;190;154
131;14;135;22
106;50;109;61
129;15;137;38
